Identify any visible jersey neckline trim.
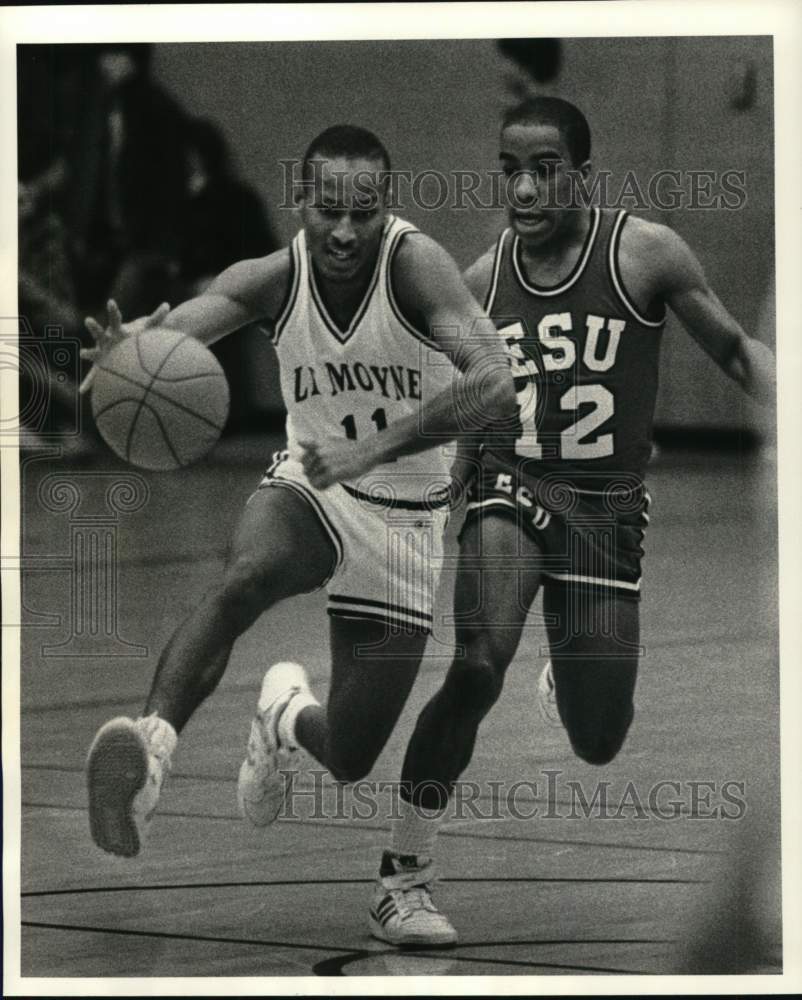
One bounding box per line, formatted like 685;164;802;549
306;216;392;345
511;206;600;297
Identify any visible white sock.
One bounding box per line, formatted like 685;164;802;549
390;794;447;860
137;713;178;760
277;691;321;750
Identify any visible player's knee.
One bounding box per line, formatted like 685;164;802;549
571;737;621;766
327;752;374;784
217;555;277;620
568;710;633;766
448;639;505;714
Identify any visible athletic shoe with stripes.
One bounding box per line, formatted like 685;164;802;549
369;851;458;948
237;661;309;826
87;714;176;857
537;660;562;727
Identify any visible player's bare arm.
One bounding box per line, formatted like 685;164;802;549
300;235;517;490
620;216;775;404
446;247;499;501
79;250;291;393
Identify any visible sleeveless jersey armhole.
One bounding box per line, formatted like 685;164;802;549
484;229;509;313
271;239;301;345
608;212;667;328
386;229;444;350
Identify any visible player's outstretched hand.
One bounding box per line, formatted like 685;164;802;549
79;299;170;394
299;437;376;490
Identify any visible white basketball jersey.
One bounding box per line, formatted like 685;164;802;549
270;216;455;504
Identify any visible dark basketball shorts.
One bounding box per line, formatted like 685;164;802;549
460;456;650;601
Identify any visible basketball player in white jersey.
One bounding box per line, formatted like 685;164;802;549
82;125;516;947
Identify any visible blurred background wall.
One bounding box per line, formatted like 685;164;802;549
151;36;774;439
19;37;773;441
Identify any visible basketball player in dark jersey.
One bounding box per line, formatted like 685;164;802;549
394;97;775;925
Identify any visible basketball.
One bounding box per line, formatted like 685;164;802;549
91;328;230;470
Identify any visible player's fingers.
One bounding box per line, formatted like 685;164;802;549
145;302;170;328
79;347;100;362
78;367;96;395
107;299;123;334
84;316;105;342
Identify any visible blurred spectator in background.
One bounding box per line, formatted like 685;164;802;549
65;43;189;318
18;45;84;441
180;117;279;295
18;45;82;334
178;117;279;429
18;43;279;441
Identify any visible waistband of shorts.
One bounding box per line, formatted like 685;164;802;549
340;482;451;511
479;451;648;501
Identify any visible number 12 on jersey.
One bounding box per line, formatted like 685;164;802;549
516;381;615;460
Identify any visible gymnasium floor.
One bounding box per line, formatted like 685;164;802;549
17;433;781;979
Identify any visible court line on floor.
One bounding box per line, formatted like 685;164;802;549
20;919;365;958
21;771;736;824
22;874;705;899
20;920;665;976
20;623;776;717
19;797;725;856
312;943;666;976
21;761;740;811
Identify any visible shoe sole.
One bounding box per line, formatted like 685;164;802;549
368;913;458;949
87;723;148;857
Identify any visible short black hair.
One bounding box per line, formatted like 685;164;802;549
302;124;391;183
501;96;591;167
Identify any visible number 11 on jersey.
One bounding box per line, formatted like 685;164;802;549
341;407;388;440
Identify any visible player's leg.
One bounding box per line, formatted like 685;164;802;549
543;582;640;765
400;513;544;810
361;514;543;948
238;482;442;824
87;485;336;856
144;485;335;731
294;617;428;781
238;612;430;826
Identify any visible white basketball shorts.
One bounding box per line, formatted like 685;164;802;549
255;452;449;633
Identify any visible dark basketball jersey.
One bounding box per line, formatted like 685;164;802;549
483;207;666;489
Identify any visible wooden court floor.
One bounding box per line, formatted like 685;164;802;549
15;436;782;980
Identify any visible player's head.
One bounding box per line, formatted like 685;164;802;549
499;96;592;246
298;125;391;284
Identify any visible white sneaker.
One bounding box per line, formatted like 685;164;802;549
237;661;311;826
369;851;458;948
86;714;176;857
537;660;562;727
